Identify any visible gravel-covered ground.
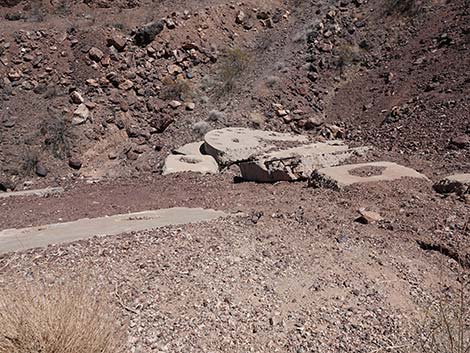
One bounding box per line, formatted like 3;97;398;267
1;175;468;352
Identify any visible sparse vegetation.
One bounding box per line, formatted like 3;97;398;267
418;272;470;353
265;75;280;88
192;120;211;138
40;115;73;159
216;48;251;95
28;0;44;22
208;110;224;122
20;148;39;177
160;77;192;101
111;22;127;31
0;280;125;353
335;43;363;73
55;0;71;16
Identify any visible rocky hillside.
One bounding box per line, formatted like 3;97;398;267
0;0;468;189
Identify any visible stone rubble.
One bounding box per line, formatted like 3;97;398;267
433;173;470;196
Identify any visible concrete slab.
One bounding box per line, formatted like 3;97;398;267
162;154;219;175
433;173;470;196
163;141;219;175
204;127;309;166
238;141;369;182
0;207;229;254
309;161;429;190
173;141;205;156
0;187;64;199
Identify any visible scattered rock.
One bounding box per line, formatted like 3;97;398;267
150;115;174;133
3;118;16;128
433;174;470;196
165;18;176;29
236;10;246;24
276;109;288;117
0;178;16;192
449;135;469;149
35;163;48;177
73;104;90;125
167;64;182;75
68;158;82;170
107;33;127;51
70;91;84;104
119;79;134;90
169;100;182;109
355;209;383;224
88;47;104;62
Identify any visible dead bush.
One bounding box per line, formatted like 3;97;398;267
0;281;126;353
418;273;470;353
160;77;192;101
20;148;39;176
216;48;251;95
335;44;363;73
28;0;45;22
55;0;71;16
40;114;73;159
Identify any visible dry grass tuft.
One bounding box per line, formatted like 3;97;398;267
216;48;251;95
419;274;470;353
0;281;126;353
160;77;192;101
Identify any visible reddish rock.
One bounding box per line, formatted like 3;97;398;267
69;158;82;170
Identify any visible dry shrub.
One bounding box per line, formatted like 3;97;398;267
40;114;73;159
160;77;192;101
20;148;39;176
0;281;126;353
335;43;363;73
418;273;470;353
216;48;250;95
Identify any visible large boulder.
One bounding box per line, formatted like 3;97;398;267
134;20;165;46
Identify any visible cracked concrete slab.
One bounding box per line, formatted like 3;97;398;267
309;161;429;190
238;141;369;182
163;141;219;175
162;154;219;175
0;207;229;254
0;187;64;199
173;141;206;156
204;127;309;166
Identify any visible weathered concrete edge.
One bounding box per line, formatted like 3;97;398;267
0;187;64;199
0;207;242;255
